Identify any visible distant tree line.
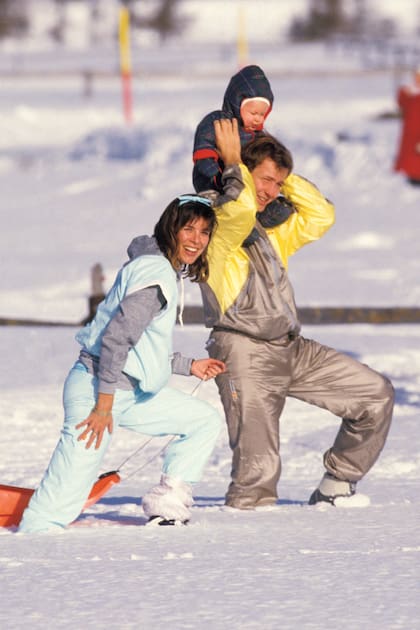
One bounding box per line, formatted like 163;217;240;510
288;0;415;41
1;0;419;43
0;0;189;42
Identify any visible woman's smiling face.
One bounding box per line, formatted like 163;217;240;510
176;217;211;265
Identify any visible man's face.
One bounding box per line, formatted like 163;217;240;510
251;158;289;212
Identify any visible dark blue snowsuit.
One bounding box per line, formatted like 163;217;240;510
192;65;274;193
192;65;295;231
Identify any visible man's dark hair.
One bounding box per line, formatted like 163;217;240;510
242;134;293;173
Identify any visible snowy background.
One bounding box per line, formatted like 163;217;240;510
1;1;420;629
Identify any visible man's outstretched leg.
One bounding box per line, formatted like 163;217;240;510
289;337;394;506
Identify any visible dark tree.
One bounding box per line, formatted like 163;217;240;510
290;0;359;41
128;0;190;41
0;0;29;39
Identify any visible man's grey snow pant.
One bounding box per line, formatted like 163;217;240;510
207;331;394;509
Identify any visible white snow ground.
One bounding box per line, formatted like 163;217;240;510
0;25;419;630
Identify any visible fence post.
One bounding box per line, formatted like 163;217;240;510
82;263;105;324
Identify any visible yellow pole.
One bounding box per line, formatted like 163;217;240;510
237;4;248;68
119;4;133;124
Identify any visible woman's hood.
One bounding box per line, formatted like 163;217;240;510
126;235;162;260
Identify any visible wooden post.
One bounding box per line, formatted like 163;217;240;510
82;263;105;325
82;70;93;98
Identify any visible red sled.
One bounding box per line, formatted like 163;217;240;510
0;470;121;528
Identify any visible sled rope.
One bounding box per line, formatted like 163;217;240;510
101;380;203;480
121;436;176;481
190;378;204;397
115;436;155;470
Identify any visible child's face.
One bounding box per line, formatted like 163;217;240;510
240;100;270;131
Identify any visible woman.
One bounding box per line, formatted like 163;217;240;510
19;195;225;532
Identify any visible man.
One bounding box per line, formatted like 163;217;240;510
200;119;394;509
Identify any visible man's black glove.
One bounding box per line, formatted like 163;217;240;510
257;196;295;228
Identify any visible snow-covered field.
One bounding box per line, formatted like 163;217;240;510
0;30;419;630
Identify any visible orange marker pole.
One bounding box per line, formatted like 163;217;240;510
119;5;133;124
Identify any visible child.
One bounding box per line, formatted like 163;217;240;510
192;64;294;231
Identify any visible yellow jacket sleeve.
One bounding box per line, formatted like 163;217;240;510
266;173;335;269
207;164;257;313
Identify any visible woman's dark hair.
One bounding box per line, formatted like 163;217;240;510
241;134;293;173
154;196;217;282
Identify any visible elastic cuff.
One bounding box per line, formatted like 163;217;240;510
98;381;117;395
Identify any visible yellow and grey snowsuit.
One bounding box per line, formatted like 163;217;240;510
200;165;394;509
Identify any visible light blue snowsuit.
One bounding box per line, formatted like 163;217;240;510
19;236;221;532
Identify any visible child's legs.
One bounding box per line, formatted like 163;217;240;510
118;386;222;483
19;363;112;532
